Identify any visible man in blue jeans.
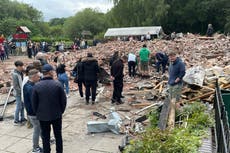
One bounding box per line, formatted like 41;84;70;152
11;60;26;125
56;63;70;97
32;64;67;153
23;69;43;153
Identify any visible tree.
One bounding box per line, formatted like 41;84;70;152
109;0;229;34
49;18;66;26
63;8;108;39
0;0;42;37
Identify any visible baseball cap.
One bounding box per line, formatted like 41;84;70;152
42;64;54;73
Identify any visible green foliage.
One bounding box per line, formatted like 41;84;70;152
0;0;42;21
31;36;71;43
49;25;63;37
111;0;229;34
1;0;229;41
49;18;66;26
124;102;214;153
63;8;108;39
94;32;106;40
0;0;42;37
148;108;160;128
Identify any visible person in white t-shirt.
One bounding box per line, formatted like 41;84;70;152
128;52;137;77
146;32;151;40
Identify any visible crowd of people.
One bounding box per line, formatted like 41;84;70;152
4;23;222;152
10;39;186;153
12;58;66;153
0;41;16;62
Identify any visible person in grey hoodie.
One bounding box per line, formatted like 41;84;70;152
168;51;185;102
12;60;26;125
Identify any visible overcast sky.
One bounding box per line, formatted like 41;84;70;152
18;0;114;21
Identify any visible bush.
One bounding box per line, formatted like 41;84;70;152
31;36;71;43
124;102;214;153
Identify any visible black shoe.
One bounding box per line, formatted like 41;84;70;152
116;102;122;105
117;100;124;105
20;118;27;123
121;95;125;98
92;101;95;105
14;121;22;126
111;99;116;104
86;101;89;105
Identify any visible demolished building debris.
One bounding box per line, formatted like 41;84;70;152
0;34;229;137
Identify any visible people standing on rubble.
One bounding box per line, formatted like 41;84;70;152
0;43;4;62
139;44;150;76
171;32;176;40
56;63;70;98
12;60;26;125
153;51;168;74
141;35;145;42
23;69;43;153
168;51;185;102
32;64;67;153
81;39;85;49
206;24;214;37
146;32;151;41
82;52;99;105
128;51;137;77
35;52;48;66
109;51;119;67
111;52;124;105
3;41;9;59
72;58;85;99
27;40;33;58
33;60;42;73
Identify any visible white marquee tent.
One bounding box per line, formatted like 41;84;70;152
104;26;164;38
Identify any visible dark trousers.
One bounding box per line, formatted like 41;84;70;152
27;48;32;58
85;80;97;102
112;78;123;102
40;118;63;153
156;61;167;73
128;61;136;77
78;79;84;97
0;53;4;62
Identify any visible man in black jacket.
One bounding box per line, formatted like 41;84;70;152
72;58;85;98
111;53;124;105
82;53;99;105
153;51;168;74
32;64;67;153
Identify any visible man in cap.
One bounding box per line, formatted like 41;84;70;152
32;64;67;153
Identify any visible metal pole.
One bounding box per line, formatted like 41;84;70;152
0;86;13;121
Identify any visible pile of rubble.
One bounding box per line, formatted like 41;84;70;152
0;33;229;100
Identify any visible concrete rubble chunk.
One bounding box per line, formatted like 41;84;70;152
108;111;123;135
87;121;110;133
87;109;123;135
183;66;205;86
